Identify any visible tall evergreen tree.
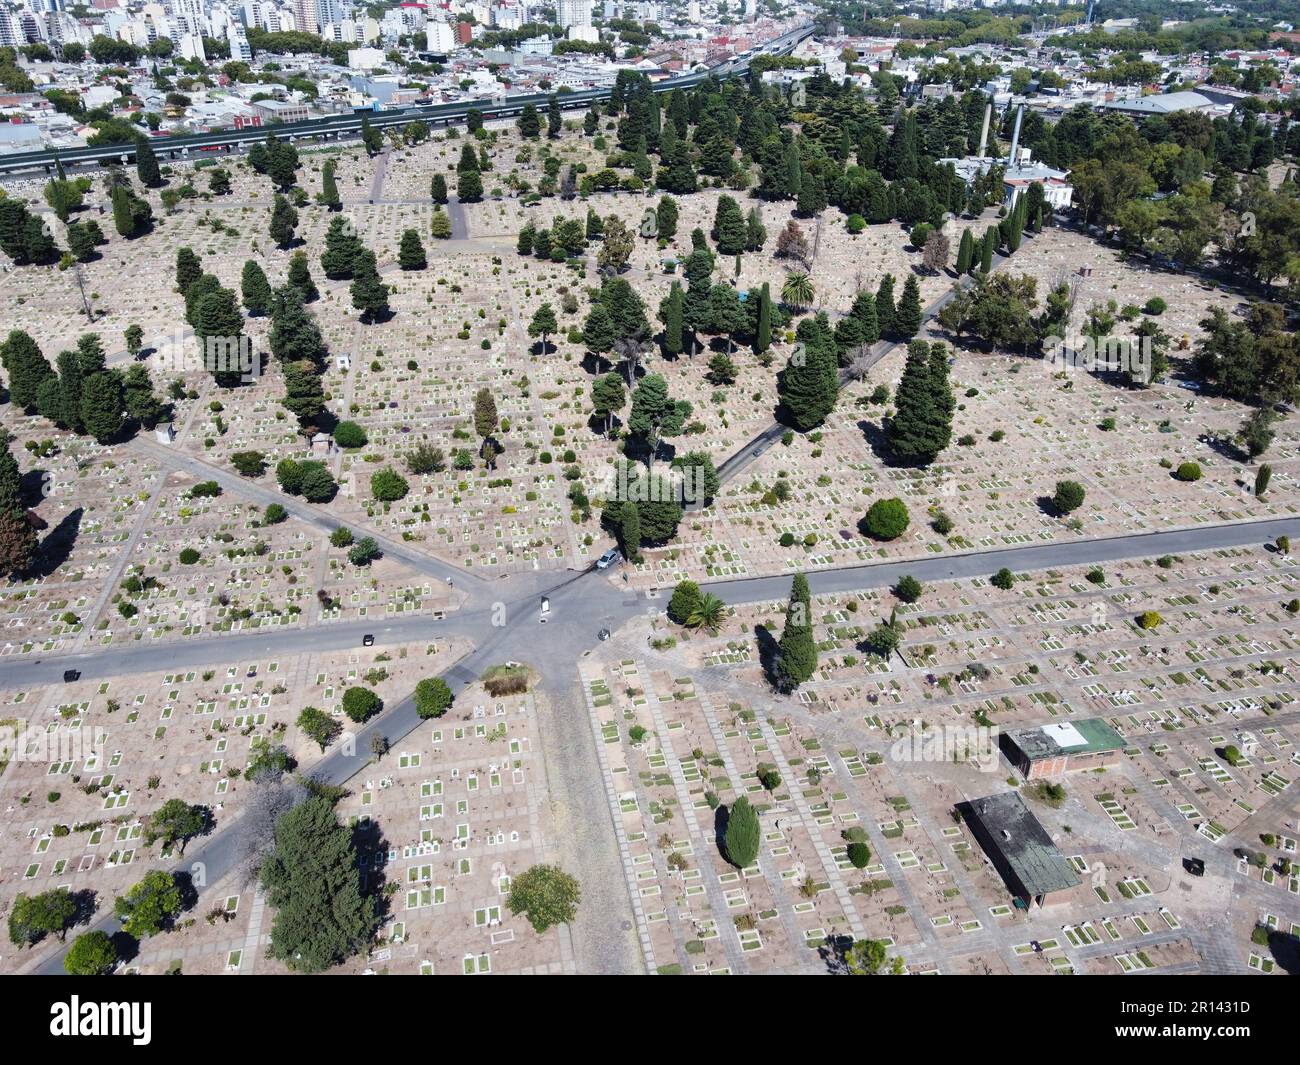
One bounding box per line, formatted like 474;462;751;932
875;274;897;339
175;247;202;293
430;172;447;205
287;251;318;302
955;228;974;274
240;260;272;316
0;430;35;578
755;282;772;353
1;330;55;412
620;500;641;562
896;274;923;339
849;289;880;345
398;228;426;270
350;250;390;322
780;317;837;430
888;340;953;466
659;281;684;357
269;193;298;248
775;572;817;691
134;136;161;187
321;161;341;210
80;371;123;443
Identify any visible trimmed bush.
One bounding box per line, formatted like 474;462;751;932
862;498;909;541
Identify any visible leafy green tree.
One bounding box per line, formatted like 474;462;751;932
591;373;625;436
619;500;641;561
297;706;341;752
430;208;452;239
506;864;581;933
724;795;760;867
114;869;183;937
628;373;691;464
341;686;381;722
261;796;377;973
143;798;208;854
8;888;76;947
64;931;117;975
79;370;124;443
430;173;447;204
333;420;367;449
370;467;409;501
518;103;541;139
350;250;390;322
415;677;454;719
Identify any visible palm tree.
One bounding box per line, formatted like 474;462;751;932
781;271;814;312
686;593;727;635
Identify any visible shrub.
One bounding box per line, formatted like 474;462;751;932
991;567;1015;590
189;480;221;498
348;537;380;566
179;547;200;565
370;467;409;501
847;841;871;868
1143;297;1166;315
1174;462;1202;482
330;526;354;548
1085;567;1105;585
333;420;368;449
262;502;287;525
862;498;909;541
1136;610;1162;630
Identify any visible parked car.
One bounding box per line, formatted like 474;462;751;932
363;634;375;647
63;669;80;683
596;548;623;570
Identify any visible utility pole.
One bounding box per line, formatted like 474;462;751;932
73;262;93;323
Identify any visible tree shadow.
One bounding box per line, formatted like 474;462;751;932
754;623;780;688
352;817;392;925
818;932;853;974
856;418;890;463
713;802;730;860
1267;930;1300;974
30;506;82;580
70;888;98;930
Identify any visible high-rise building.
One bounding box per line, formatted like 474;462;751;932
557;0;591;30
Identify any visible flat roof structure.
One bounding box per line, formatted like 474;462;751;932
1007;717;1127;762
960;792;1080;905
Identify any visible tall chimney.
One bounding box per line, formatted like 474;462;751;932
976;102;991;158
1008;104;1024;167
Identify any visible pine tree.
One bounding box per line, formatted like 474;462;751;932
175;247;202;293
23;215;56;264
122;363;163;427
849;289;879;344
430;173;448;206
398;228;426;270
775;572;817;690
518;104;541;139
287;252;318;302
875;274;896;339
547;95;561;138
724;795;760;867
712;195;746;256
269;286;326;367
429;209;452;239
134;136;161;187
240;260;272;316
896;274;922;339
269;193;298;248
745;207;767;252
528;303;557;351
955;228;974;274
321;216;362;279
1;330;55;412
54;349;84;432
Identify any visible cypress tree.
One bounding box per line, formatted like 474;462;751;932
321;216;361;279
755;282;772;353
888;340;952;466
875;274;896;339
110;184;135;238
269;193;298;248
896;275;923;339
659;281;684;357
350;250;390;322
1;330;55;412
724;795;760;868
430;173;447;204
135;136;161;187
776;572;817;690
55;349;84;432
321;161;341;210
0;431;35;578
955;228;974;274
620;500;641;562
457;165;483;203
175;247;202;293
79;371;124;443
240;260;272;316
780;318;837;430
287;252;318;302
980;228;995;273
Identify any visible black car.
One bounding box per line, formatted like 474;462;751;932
363;634;375;647
63;669;80;683
1184;857;1205;877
